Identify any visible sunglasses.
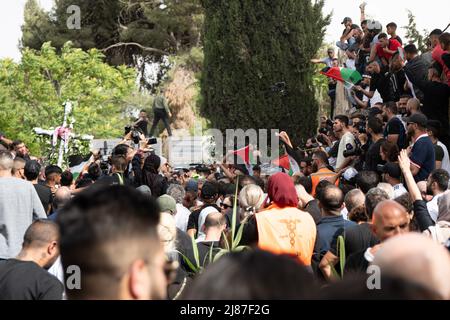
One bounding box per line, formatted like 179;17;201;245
220;202;232;209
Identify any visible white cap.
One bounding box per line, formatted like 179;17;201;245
367;20;382;31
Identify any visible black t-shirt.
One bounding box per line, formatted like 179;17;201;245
135;119;148;136
0;259;63;300
329;223;379;258
384;116;407;150
435;144;444;162
370;66;395;102
345;249;370;274
34;184;52;214
364;138;385;172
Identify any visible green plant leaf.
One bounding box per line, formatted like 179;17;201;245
222;230;230;251
213;249;229;263
338;235;346;279
233;245;248;252
232;220;246;250
190;235;200;269
176;250;199;274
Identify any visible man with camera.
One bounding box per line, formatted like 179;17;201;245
133;110;149;137
333;115;356;172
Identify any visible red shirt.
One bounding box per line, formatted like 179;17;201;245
376;39;402;61
432;44;450;86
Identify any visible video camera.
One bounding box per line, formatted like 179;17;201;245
343;137;362;158
124;125;143;145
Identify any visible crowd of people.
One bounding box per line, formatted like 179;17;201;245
1;3;450;301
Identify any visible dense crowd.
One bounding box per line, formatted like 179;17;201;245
1;3;450;301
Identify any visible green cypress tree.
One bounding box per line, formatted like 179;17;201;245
201;0;330;144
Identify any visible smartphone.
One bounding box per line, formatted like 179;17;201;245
147;137;157;145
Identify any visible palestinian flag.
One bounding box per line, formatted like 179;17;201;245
233;145;256;176
272;154;300;176
320;67;362;88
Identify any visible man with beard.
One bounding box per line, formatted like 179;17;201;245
382;102;407;150
11;140;31;161
405;113;435;182
425;169;450;222
310;150;338;197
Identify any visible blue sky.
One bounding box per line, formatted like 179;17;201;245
1;0;448;60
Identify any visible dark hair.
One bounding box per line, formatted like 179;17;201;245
317;184;344;212
317;273;441;300
429;62;443;77
404;44;418;54
365;188;389;219
111;155;127;173
181;250;315;299
23;219;59;249
45;165;63;179
430;169;450;192
56;185;160;299
294;175;313;194
394;193;413;214
112;144;131;157
439;32;450;48
400;94;413;100
367;117;383;135
61;170;73;187
355;171;380;194
430;29;443;37
312;150;329;166
380;141;399;162
386;22;397;29
334;115;350;127
24;160;41;181
348;205;368;223
139;109;147;113
361;20;368;26
384;101;398;114
238;175;257;190
378;33;388;40
315;180;333;200
87;163;101;181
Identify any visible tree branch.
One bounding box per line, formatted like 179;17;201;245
101;42;169;56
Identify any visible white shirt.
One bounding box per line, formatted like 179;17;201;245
393;183;408;199
174;203;191;232
336;132;356;170
363;90;382;107
427;193;443;222
48;256;66;300
437;141;450;175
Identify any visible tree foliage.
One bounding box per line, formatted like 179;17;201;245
21;0;203;90
200;0;330;144
0;42;135;155
403;10;428;53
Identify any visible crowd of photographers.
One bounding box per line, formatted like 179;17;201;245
1;4;450;301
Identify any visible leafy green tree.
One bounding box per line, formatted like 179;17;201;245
403;11;428;53
200;0;330;144
0;42;135;156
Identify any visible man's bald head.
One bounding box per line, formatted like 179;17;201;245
53;187;72;210
372;200;410;241
23;219;59;249
373;233;450;299
204;212;226;229
318;185;344;215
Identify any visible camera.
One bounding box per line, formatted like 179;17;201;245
124;125;143;145
376;164;385;173
343;138;362;158
147;137;158;145
318;127;329;135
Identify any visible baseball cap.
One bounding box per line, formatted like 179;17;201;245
157;195;177;214
405;113;428;127
201;181;219;200
185;179;198;193
380;162;402;179
341;17;352;24
367;20;382;31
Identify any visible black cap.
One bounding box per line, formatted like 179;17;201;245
381;162;402;179
405;113;428;127
341;17;352;24
45;165;63;177
201;182;219;200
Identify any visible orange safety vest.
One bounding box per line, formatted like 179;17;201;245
255;204;316;266
310;168;338;197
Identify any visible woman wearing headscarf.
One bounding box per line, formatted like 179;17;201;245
141;154;168;197
240;173;317;266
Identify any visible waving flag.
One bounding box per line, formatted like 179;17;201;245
320;67;362;88
272;154;300;176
